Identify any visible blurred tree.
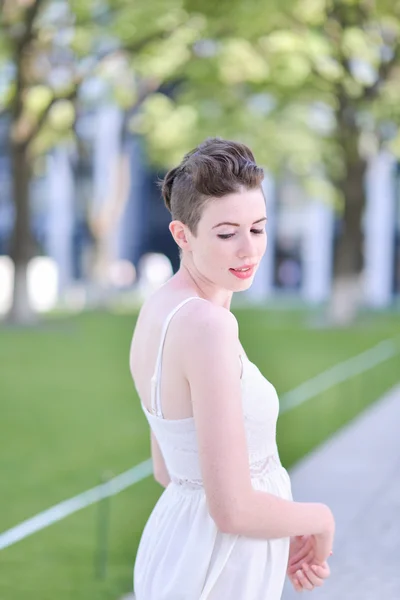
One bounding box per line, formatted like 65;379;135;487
0;0;204;323
137;0;400;323
3;0;400;324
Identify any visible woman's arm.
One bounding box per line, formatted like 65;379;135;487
151;431;171;488
181;302;334;561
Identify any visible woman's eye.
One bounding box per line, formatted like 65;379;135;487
218;229;265;240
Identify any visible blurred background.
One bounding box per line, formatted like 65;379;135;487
0;0;399;599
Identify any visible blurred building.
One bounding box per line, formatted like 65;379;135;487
0;107;400;309
0;116;12;256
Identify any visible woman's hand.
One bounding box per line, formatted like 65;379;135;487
287;535;332;592
288;561;331;592
288;535;315;574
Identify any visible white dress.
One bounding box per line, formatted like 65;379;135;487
134;297;293;600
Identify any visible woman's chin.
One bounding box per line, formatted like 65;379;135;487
230;277;254;292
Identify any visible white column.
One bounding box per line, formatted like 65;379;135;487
115;136;143;262
364;152;396;308
244;173;275;303
46;147;75;293
302;199;334;303
92;105;124;264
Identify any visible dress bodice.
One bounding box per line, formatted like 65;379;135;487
140;297;281;488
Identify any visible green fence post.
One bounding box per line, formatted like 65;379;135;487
95;471;113;580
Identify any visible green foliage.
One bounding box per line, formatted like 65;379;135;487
137;0;400;200
1;0;400;207
133;16;205;81
0;0;201;154
130;93;199;165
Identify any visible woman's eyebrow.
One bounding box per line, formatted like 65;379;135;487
212;217;267;229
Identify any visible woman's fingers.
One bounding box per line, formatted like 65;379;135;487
310;562;331;579
288;549;314;574
296;567;314;591
297;563;325;590
289;572;305;592
289;551;314;573
292;561;331;592
289;537;313;566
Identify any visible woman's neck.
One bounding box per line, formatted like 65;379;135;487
171;261;233;310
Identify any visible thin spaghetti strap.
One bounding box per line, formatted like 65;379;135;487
150;296;204;417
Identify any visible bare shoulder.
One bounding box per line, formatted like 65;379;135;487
173;301;240;384
130;292;239;378
179;299;239;350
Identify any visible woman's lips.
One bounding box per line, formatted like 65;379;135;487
229;265;256;279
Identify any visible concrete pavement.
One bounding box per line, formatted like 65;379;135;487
282;384;400;600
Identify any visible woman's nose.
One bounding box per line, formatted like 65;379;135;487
238;235;256;259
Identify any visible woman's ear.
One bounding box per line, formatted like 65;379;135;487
169;221;191;252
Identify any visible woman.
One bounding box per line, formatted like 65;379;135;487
129;138;334;599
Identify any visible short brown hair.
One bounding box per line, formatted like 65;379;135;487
160;137;264;235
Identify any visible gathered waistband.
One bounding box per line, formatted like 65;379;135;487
250;452;282;478
169;452;283;492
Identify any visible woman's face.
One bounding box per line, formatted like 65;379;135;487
187;188;267;291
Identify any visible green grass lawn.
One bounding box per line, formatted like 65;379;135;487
0;307;399;600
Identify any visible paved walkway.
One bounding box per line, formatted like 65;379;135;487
282;383;400;600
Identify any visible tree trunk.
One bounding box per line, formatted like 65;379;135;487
6;142;37;325
329;156;367;326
